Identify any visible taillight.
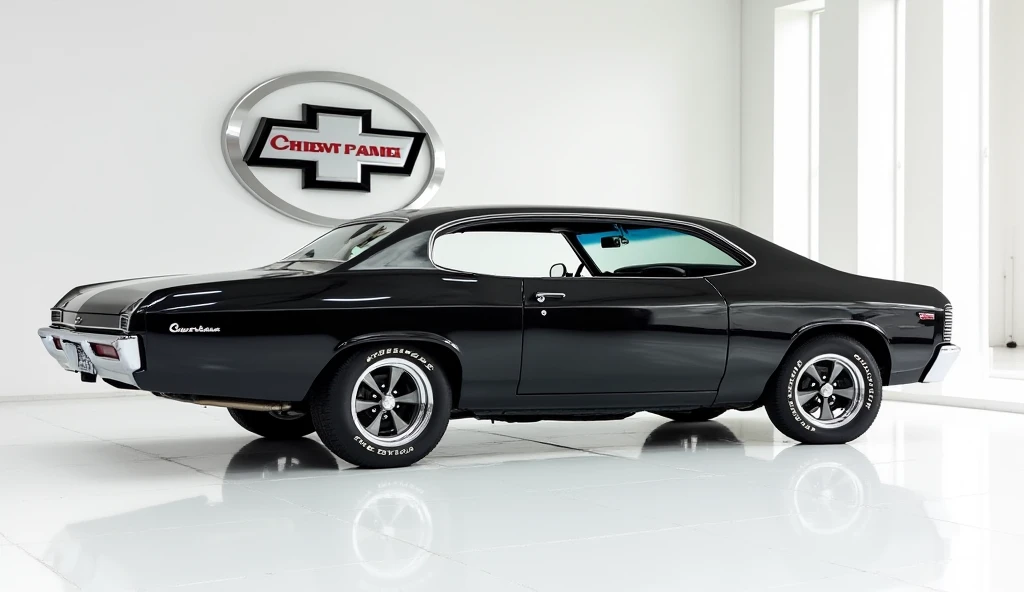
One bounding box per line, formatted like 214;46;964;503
52;337;63;350
91;343;119;359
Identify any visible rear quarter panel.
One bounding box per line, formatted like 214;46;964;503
133;270;523;402
706;229;946;406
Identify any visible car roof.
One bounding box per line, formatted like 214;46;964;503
368;205;736;233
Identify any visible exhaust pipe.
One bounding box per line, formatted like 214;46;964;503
192;398;292;412
156;393;292;412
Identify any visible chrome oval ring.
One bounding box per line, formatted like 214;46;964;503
351;358;433;447
793;354;865;429
222;71;445;227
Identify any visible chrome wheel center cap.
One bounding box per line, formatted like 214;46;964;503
820;383;834;397
381;395;396;411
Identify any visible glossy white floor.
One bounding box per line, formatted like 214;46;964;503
1;395;1022;592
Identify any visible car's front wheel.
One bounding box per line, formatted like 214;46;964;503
311;344;452;469
227;408;315;440
765;334;882;444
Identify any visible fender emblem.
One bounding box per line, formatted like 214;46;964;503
169;322;221;333
918;312;936;321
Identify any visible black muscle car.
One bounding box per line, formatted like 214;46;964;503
39;206;959;468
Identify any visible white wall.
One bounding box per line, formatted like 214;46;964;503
989;0;1024;346
0;0;741;397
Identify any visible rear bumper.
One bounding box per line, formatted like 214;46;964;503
38;327;142;387
922;344;960;383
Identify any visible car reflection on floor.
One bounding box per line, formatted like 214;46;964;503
37;421;947;591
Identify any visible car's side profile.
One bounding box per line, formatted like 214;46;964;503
38;206;959;468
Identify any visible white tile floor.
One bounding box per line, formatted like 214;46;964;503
1;395;1022;591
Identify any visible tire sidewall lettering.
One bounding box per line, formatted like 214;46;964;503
352;434;415;456
365;347;434;371
786;359;815;431
852;353;876;409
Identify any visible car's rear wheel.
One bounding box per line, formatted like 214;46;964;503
765;334;882;444
227;408;315;440
653;409;726;422
311;344;452;469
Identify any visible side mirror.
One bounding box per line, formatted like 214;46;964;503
600;236;621;249
549;263;568;278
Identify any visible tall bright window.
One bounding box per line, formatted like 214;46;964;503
809;9;822;261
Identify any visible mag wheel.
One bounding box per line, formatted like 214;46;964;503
311;344;452;469
227;408;315;440
765;334;882;444
653;409;726;423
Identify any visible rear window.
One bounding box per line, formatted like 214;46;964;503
282;220;405;263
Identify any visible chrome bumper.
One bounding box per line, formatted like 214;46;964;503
922;344;960;383
38;327;142;387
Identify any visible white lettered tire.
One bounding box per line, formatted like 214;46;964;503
765;335;881;444
311;344;452;469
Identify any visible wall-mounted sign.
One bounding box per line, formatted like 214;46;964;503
222;72;444;227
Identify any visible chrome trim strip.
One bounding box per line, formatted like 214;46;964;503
922;344;960;383
37;327;142;387
426;212;757;279
51;322;124;333
794;319;890;341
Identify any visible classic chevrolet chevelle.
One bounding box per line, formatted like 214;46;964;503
39;206;959;468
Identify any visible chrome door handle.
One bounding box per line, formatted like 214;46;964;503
535;292;565;303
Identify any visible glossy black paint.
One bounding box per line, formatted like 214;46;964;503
46;206;951;416
519;277;727;395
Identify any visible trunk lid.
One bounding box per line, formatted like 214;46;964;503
51;264;333;330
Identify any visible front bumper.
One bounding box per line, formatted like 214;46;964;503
38;327;142;387
922;344;960;383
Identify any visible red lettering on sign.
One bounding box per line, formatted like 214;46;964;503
265;137;403;158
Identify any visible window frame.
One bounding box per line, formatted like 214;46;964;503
430;227;589;278
428;213;756;280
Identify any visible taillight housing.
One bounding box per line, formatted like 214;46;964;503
91;343;119;360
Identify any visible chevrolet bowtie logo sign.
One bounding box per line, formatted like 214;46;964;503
243;104;426;192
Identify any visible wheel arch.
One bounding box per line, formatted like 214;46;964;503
303;331;464;408
754;320;893;408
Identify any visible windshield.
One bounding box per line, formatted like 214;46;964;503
282;220;405;263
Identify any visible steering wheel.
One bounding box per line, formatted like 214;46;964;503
574;263;585;277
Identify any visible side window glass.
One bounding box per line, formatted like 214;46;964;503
576;226;743;277
433;231;584;277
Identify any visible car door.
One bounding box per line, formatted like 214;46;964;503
518;275;729;395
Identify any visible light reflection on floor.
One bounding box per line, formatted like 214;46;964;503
1;395;1021;591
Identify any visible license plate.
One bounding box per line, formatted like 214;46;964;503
67;342;96;374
